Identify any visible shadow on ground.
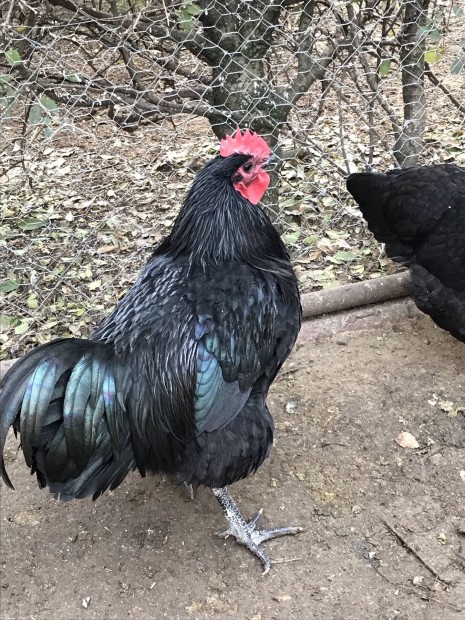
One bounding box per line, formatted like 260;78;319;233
1;315;464;620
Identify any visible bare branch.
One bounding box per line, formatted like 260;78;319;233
288;45;337;106
153;56;211;85
425;62;465;116
47;0;222;64
343;5;401;142
283;1;337;105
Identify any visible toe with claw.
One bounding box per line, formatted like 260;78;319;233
212;487;303;574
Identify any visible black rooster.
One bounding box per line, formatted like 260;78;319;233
0;129;302;573
347;164;465;342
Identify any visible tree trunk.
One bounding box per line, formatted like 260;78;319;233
393;0;429;167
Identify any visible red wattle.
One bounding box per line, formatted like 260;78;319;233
234;170;270;205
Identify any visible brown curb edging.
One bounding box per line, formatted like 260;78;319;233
298;297;421;345
301;272;410;319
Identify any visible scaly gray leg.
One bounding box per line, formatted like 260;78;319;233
211;487;303;574
182;482;195;501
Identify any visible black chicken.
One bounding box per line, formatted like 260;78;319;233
0;129;302;573
346;164;465;342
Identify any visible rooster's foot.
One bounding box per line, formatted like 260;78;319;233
211;487;303;574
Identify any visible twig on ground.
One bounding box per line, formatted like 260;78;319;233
423;577;437;620
271;556;303;565
366;549;461;612
276;364;307;382
382;517;452;585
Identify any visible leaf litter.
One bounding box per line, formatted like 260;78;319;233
1;64;464;359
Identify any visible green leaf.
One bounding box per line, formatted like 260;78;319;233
424;48;444;64
17;217;47;231
419;23;442;42
185;2;201;15
303;235;318;246
178;1;201;30
14;320;31;335
0;94;16;116
27;294;38;309
0;315;12;330
0;280;20;293
282;231;300;245
326;230;347;240
5;49;21;66
179;10;194;30
451;58;465;75
64;72;83;83
378;59;391;78
428;28;442;43
333;250;358;262
27;103;43;126
40;95;59;113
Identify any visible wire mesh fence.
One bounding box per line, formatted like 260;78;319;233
1;0;464;357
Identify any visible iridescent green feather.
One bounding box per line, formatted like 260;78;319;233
63;354;93;469
20;359;58;467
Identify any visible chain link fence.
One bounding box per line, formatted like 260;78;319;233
1;0;464;357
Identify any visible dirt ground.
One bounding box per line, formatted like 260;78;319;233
1;313;464;620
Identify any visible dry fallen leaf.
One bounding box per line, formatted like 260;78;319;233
437;400;464;417
96;244;118;254
395;431;420;449
12;511;40;526
185;601;202;615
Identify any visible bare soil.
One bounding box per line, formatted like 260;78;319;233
1;314;465;620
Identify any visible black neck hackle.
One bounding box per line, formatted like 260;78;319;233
154;154;291;276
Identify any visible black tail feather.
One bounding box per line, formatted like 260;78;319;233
0;338;137;498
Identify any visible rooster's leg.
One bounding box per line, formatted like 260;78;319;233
182;482;195;500
211;487;303;574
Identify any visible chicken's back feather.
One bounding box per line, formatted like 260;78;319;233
346;164;465;341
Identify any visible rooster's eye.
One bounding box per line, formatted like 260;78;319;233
242;162;253;173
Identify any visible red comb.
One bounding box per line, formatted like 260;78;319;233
220;128;271;159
